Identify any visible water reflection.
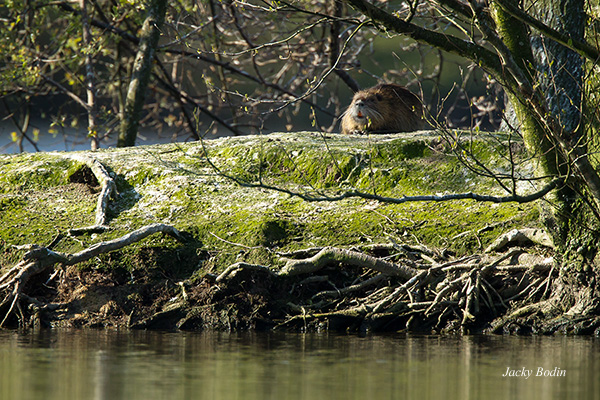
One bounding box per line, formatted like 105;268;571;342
0;330;598;400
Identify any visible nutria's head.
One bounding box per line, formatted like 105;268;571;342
341;84;423;134
344;90;386;130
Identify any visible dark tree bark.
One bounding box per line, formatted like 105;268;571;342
117;0;168;147
80;0;99;150
523;0;598;256
529;0;585;136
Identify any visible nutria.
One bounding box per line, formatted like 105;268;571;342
341;84;424;134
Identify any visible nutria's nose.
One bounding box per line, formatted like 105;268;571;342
355;100;365;118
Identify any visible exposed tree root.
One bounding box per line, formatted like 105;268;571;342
485;228;554;252
279;246;419;278
204;242;559;333
62;154;117;234
0;223;188;327
2;225;592;334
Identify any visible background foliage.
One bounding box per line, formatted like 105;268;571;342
1;0;502;150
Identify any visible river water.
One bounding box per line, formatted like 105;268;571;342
0;330;598;400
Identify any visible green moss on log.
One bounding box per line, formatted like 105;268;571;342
0;131;542;273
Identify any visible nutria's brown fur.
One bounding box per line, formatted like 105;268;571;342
341;84;424;134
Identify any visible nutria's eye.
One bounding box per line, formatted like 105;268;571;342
376;94;383;101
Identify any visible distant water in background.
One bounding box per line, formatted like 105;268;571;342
0;329;598;400
0;122;200;154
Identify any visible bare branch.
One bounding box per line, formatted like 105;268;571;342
64;223;187;265
153;60;239;137
221;168;562;205
341;0;516;90
433;0;474;18
313;273;386;299
40;73;89;110
268;20;369;113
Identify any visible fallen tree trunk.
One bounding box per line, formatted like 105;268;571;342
0;132;597;334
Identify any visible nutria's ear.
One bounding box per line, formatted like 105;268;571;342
376;94;383;101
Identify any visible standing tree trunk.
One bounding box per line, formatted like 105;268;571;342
489;0;600;258
529;0;584;136
504;1;600;257
80;0;99;150
524;0;599;259
493;0;600;321
328;0;360;93
117;0;168;147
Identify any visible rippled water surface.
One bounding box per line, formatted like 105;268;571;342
0;329;598;400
